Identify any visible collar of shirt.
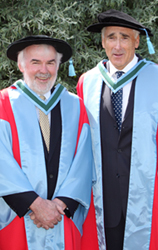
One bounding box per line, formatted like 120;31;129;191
107;54;138;79
41;91;51;100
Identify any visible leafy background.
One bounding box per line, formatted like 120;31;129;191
0;0;158;92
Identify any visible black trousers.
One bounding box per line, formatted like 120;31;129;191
105;213;125;250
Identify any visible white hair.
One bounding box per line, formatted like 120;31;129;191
17;44;62;68
101;26;140;39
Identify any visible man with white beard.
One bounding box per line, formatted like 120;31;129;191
0;35;94;250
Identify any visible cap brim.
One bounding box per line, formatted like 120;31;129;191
7;37;72;63
87;22;153;36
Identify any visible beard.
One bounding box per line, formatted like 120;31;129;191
24;72;57;95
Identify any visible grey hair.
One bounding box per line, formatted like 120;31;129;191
17;44;63;68
101;27;140;39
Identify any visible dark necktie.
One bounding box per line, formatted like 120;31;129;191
111;71;124;132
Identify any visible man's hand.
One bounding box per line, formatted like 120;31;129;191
53;197;67;211
29;197;66;230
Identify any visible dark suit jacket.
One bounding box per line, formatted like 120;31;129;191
100;70;136;228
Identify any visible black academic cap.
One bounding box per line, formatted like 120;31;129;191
7;35;72;63
87;9;153;36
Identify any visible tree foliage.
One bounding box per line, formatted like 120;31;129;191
0;0;158;92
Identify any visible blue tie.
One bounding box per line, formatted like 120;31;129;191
111;71;124;132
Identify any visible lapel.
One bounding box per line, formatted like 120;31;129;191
124;79;135;121
102;83;115;120
42;133;48;159
48;103;61;162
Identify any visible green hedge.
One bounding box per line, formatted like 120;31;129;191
0;0;158;92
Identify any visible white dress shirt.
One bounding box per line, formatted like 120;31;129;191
106;54;138;121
